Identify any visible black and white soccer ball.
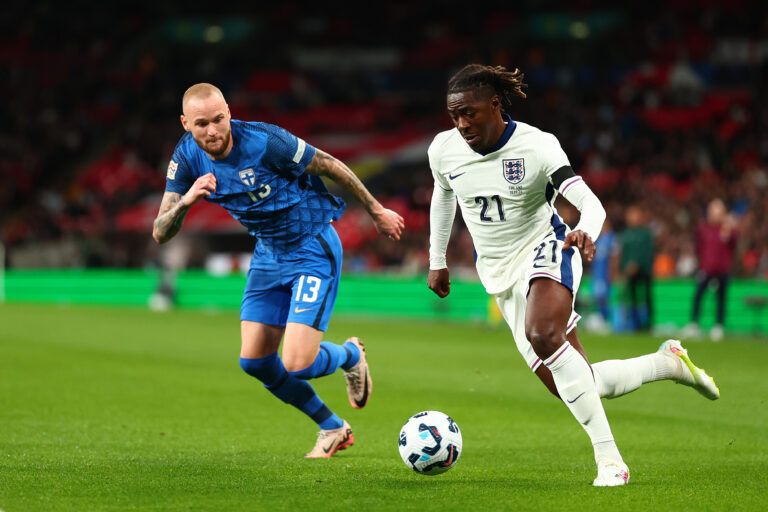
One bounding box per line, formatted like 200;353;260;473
398;410;462;475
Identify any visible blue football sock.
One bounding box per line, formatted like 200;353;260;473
318;412;344;430
341;341;360;370
289;341;360;379
239;354;343;430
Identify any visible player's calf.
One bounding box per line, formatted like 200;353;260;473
240;353;346;435
287;340;361;380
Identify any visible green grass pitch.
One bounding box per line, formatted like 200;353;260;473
1;302;767;511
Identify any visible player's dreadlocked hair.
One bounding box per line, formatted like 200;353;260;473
447;64;527;109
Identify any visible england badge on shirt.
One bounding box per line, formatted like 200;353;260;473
503;158;525;184
239;168;256;187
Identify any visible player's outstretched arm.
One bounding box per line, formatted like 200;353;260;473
152;172;217;243
305;149;404;240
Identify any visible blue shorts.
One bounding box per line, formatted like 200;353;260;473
240;223;343;332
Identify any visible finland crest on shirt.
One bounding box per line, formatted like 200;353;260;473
239;168;256;186
428;118;573;293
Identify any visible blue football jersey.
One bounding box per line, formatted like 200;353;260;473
165;120;346;254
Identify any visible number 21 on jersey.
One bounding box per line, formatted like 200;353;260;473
475;195;505;222
533;240;559;268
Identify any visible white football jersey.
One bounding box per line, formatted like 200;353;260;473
428;119;571;294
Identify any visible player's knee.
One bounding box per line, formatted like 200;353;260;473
239;354;281;385
526;323;563;359
282;354;313;373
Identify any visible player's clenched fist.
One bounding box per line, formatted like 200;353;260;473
373;208;405;241
428;268;451;298
182;172;217;207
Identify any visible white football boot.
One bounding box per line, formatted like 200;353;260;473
659;339;720;400
593;456;630;487
304;420;354;459
343;337;372;409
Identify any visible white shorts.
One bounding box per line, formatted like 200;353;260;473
494;232;583;372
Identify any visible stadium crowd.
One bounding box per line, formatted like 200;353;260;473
2;1;767;278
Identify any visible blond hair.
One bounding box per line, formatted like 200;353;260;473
182;83;225;111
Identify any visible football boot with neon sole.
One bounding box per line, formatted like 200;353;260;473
659;339;720;400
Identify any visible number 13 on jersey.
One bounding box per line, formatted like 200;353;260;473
247;184;272;203
295;275;322;303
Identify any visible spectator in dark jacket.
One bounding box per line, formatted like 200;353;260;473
618;205;655;331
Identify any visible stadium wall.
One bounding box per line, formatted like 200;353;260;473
2;270;767;334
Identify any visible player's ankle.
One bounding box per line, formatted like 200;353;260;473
593;440;623;464
341;341;361;370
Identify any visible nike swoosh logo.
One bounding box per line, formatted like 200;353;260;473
353;368;369;408
532;262;549;268
322;439;338;454
448;172;466;180
567;392;586;404
294;307;314;313
322;429;352;454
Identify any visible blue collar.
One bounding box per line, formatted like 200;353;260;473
478;113;517;156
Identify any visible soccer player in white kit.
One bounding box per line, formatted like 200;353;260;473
427;64;721;486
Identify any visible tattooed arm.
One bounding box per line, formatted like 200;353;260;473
305;149;404;240
152;192;190;243
152;172;217;243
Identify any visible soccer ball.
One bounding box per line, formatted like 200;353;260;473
398;411;462;475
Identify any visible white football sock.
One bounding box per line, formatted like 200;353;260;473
545;342;622;463
593;352;680;399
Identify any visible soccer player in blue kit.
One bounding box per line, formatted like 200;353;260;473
153;83;404;458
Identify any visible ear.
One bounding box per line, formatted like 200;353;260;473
180;114;190;132
490;95;501;112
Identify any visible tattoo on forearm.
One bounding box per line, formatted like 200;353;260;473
153;192;190;243
306;150;377;212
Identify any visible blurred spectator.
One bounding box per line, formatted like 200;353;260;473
683;198;739;341
1;1;767;281
589;217;617;331
618;205;655;331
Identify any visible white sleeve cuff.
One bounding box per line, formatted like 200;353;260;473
559;177;606;242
